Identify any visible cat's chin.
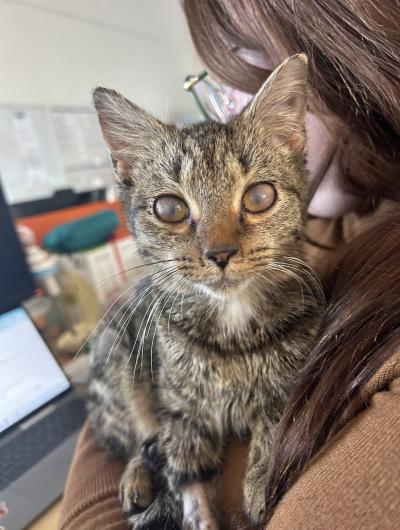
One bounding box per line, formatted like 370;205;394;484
197;276;251;299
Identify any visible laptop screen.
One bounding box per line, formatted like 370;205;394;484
0;182;35;313
0;307;71;434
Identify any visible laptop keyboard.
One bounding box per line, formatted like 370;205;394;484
0;395;86;490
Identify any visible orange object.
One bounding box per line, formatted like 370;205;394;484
16;200;130;246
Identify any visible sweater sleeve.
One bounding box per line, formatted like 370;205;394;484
59;423;128;530
267;377;400;530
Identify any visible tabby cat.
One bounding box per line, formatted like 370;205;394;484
88;54;322;530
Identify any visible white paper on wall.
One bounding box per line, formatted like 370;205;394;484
0;105;114;205
0;108;65;204
51;110;113;192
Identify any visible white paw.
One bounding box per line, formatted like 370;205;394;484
182;482;220;530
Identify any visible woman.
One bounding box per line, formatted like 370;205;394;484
60;1;400;528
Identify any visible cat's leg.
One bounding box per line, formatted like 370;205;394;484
182;479;220;530
159;413;223;530
121;449;184;530
243;418;275;524
120;455;154;516
127;487;182;530
118;380;161;516
88;384;158;518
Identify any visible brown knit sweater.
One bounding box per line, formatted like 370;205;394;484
60;352;400;530
59;211;400;530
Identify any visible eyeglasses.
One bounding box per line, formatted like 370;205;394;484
183;71;252;123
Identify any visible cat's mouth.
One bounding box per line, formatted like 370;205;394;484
208;277;239;288
200;273;248;295
193;265;256;296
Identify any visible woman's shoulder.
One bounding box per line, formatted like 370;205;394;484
342;349;400;424
267;349;400;530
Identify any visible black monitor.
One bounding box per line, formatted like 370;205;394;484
0;182;35;313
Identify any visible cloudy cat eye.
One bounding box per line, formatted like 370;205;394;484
242;182;277;213
154;195;190;223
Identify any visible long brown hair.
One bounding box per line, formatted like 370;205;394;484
263;213;400;521
183;0;400;522
183;0;400;212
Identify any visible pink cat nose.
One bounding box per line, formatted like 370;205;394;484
204;246;238;270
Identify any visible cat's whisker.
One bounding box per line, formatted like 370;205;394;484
179;280;193;321
138;281;176;377
281;256;325;304
254;254;323;312
106;266;179;365
131;275;180;384
139;267;189;373
106;284;155;364
167;279;189;342
73;275;149;360
74;261;185;360
109;265;183;356
253;271;290;307
149;276;188;382
123;269;184;382
265;264;306;311
277;262;322;312
117;268;183;376
274;261;323;310
94;257;184;289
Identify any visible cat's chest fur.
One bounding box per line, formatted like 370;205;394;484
155;290;307;435
216;296;255;335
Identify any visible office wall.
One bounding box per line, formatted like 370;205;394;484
0;0;201;120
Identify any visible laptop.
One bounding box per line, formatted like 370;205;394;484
0;307;87;529
0;182;86;529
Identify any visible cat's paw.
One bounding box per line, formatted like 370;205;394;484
183;518;219;530
119;456;154;516
182;481;220;530
127;491;181;530
140;436;165;472
243;468;267;524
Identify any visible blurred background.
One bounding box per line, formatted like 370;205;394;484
0;0;201;210
0;0;203;349
0;2;205;529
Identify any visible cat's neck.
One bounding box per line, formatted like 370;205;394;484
160;276;300;339
212;288;258;336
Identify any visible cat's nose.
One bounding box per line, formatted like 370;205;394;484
204;246;238;270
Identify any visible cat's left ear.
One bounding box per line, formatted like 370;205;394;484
93;87;167;185
241;53;308;153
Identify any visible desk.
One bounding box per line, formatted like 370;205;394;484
27;500;61;530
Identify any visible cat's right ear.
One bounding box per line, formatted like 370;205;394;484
93;87;165;185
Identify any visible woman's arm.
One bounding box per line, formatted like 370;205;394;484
59;423;128;530
267;377;400;530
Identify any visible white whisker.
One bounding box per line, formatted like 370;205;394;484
106;266;178;365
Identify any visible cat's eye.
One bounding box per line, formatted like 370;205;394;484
154;195;189;223
242;182;276;213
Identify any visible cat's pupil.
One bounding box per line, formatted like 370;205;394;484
154;195;189;223
243;182;276;213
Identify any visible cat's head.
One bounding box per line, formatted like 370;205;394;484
94;54;309;298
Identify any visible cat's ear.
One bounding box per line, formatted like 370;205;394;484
242;53;308;153
93;87;166;185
